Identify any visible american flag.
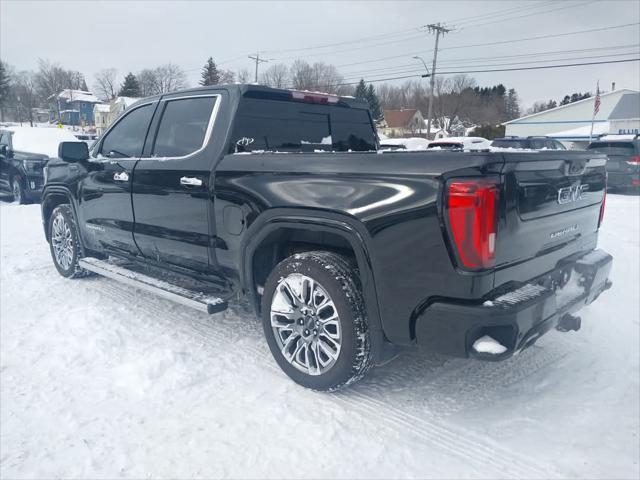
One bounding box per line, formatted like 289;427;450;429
594;81;601;116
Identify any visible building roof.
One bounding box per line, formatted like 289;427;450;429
609;93;640;120
50;89;101;104
548;122;610;140
384;109;421;128
504;89;639;125
113;96;140;107
94;103;111;113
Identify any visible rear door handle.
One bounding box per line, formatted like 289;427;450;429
180;176;203;187
113;171;129;182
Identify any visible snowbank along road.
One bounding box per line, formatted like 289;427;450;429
1;195;638;479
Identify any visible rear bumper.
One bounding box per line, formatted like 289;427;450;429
415;249;613;360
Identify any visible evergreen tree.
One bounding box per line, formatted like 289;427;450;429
81;77;88;91
200;57;220;86
354;79;367;102
119;72;141;97
0;61;11;121
366;83;383;122
505;88;520;120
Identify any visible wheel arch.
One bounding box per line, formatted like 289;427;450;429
41;187;79;243
241;209;385;343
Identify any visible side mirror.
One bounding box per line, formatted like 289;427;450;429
58;141;89;163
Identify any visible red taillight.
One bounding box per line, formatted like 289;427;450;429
291;90;339;104
626;155;640;165
447;179;499;269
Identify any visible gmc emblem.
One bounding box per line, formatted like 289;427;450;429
557;184;588;205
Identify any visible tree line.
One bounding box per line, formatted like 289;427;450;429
0;56;523;134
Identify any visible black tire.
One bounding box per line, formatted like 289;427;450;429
261;251;373;391
11;176;27;205
48;204;92;279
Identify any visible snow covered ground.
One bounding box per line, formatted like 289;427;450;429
1;195;638;479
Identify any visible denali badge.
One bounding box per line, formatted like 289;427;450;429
550;224;578;239
557;184;588;204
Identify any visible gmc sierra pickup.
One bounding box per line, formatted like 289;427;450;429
42;84;612;391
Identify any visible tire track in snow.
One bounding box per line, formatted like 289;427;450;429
90;277;562;479
334;390;561;479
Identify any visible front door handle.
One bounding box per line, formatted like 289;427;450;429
180;176;203;187
113;171;129;182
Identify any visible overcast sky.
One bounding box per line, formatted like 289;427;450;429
1;0;639;108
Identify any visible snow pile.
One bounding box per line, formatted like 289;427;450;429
472;335;508;355
380;137;430;150
7;126;80;158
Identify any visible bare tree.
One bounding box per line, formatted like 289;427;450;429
236;68;252;83
35;59;69;103
154;63;187;93
93;68;118;101
137;69;158;97
13;71;38;126
289;60;345;94
219;69;235;84
260;63;289;88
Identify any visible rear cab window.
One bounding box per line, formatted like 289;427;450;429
152;96;217;157
229;96;376;153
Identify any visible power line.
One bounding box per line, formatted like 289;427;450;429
339;51;640;82
338;44;640;77
332;22;639;69
455;1;594;30
448;0;556;27
325;57;640;88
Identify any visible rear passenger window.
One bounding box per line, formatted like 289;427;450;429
152;96;216;157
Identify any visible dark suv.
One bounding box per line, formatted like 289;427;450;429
491;136;567;150
0;129;49;204
587;136;640;192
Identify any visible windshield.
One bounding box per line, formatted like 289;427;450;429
491;139;529;149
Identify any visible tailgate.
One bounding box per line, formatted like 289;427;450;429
495;151;606;270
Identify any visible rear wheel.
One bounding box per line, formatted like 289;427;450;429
48;204;92;278
261;251;373;391
11;176;26;205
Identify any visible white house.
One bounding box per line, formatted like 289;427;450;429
93;104;111;135
92;97;140;136
504;88;639;148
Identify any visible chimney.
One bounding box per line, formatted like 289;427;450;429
611;82;616;91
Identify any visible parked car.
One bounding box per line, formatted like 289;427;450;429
42;85;612;391
427;136;491;151
587;135;640;192
0;126;78;204
73;133;99;147
379;137;429;150
491;136;567;150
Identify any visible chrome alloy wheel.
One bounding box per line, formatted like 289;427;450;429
51;213;74;270
270;273;342;376
12;181;21;204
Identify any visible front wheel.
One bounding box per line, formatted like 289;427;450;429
11;176;26;205
261;251;373;391
48;204;92;278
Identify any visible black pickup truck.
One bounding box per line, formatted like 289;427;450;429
41;85;612;391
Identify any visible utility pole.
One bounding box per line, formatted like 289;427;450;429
423;23;451;139
248;52;270;83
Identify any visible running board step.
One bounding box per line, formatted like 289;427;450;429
79;257;228;314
